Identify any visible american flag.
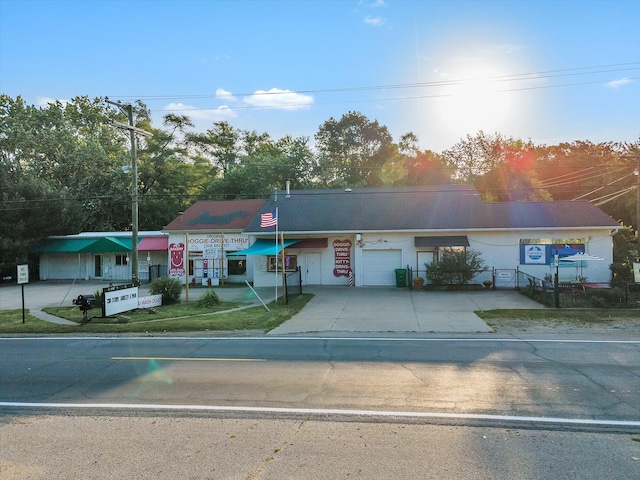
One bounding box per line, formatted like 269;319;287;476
260;210;277;228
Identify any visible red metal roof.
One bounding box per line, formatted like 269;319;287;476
163;199;266;231
138;236;168;251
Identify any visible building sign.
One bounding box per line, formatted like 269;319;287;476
523;245;547;264
169;242;185;277
333;239;352;277
103;285;139;316
187;234;249;252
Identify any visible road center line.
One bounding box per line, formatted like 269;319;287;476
112;357;265;362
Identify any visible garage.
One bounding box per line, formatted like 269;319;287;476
361;249;402;286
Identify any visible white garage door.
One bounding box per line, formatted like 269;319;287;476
362;249;403;286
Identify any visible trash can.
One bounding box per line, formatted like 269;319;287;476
395;268;407;288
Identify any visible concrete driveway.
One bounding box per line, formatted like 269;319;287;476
268;286;545;335
0;281;544;334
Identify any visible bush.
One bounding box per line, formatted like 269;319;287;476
93;289;103;307
149;277;182;305
195;290;221;308
426;248;487;285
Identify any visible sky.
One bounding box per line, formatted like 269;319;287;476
1;0;639;153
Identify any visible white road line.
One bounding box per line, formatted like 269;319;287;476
1;401;639;427
0;336;639;344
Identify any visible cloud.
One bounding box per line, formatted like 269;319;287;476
163;102;237;121
243;88;313;110
215;88;237;102
36;96;69;107
606;77;633;89
364;15;385;27
360;0;386;7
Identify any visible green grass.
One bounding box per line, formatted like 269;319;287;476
475;309;640;322
476;308;640;331
0;294;313;335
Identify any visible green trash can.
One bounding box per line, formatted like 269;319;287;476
395;268;407;288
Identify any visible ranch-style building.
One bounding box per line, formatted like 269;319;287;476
37;185;621;287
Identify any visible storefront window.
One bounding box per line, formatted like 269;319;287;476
267;255;297;272
228;258;247;275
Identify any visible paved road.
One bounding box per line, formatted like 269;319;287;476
2;336;639;425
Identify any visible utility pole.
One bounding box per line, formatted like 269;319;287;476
105;98;152;285
622;155;640;262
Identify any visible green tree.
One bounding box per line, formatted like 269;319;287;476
314;111;394;187
610;224;637;282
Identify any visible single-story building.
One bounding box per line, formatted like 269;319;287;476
37;231;169;282
163;199;266;285
36;185;622;287
239;185;620;287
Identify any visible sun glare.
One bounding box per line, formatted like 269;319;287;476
436;66;515;137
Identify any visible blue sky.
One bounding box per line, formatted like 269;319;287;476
1;0;638;152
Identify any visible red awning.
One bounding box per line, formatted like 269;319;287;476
138;237;168;251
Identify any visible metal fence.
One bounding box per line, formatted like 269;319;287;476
517;269;640;308
283;267;302;304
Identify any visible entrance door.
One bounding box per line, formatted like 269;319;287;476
94;255;103;278
417;251;435;280
305;253;321;284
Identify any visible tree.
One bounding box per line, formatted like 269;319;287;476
187;121;240;176
610;224;637;282
314;111;394;187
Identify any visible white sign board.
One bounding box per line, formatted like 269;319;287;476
103;286;139;316
17;264;29;284
634;262;640;284
138;294;162;309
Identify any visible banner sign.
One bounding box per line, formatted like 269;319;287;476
169;242;185;277
333;239;352;277
138;294;162;309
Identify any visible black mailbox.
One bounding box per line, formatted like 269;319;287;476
74;295;95;322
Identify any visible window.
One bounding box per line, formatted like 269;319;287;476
115;254;128;266
267;255;297;272
228;258;247;275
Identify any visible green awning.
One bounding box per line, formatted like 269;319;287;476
37;236;132;253
228;238;299;256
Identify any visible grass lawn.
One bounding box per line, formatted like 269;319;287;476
0;294;313;335
476;308;640;330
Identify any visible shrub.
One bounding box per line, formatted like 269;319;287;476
195;290;221;308
426;248;487;285
93;289;103;307
149;277;182;305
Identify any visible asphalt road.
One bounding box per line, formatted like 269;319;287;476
2;337;639;479
2;336;639;423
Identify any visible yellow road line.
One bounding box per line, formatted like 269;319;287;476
112;357;266;362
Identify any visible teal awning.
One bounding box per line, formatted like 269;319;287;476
37;236;132;253
229;238;299;256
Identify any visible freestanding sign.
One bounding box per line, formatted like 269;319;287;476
17;264;28;323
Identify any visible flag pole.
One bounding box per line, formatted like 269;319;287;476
274;206;279;303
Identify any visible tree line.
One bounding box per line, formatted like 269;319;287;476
1;94;638;273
